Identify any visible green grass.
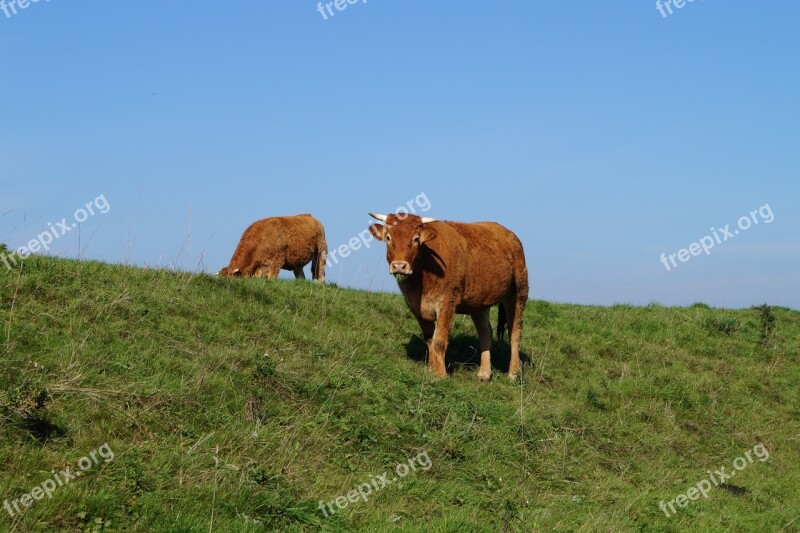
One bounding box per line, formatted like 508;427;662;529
1;255;798;532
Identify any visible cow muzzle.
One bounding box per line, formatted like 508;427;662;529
390;261;412;276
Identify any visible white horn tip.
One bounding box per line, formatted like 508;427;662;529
420;217;437;224
369;212;389;222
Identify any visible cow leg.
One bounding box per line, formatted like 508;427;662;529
416;317;435;343
414;316;436;367
471;309;493;382
293;267;306;280
429;306;454;378
509;260;529;381
266;263;282;280
504;292;526;381
312;249;327;283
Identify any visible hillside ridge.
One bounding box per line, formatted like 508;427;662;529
1;256;798;531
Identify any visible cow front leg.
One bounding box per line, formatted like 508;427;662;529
429;306;455;378
293;267;306;280
246;264;263;277
415;316;435;362
415;316;435;342
266;263;282;280
471;309;493;382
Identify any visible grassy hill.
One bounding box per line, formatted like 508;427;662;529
1;254;798;532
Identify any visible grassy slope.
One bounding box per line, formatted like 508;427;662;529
0;256;798;532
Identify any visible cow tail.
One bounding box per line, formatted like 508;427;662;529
314;228;328;282
497;302;507;340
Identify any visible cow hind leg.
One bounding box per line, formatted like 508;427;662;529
313;249;327;283
497;302;507;340
503;292;526;381
471;309;493;382
313;232;327;284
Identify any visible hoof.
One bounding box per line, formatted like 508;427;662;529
508;372;519;382
477;372;492;383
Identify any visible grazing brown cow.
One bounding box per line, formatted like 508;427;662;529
368;213;528;381
219;214;327;282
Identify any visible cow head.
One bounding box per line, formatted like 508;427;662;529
368;213;438;278
218;266;242;277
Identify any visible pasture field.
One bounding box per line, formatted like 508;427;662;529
1;255;798;532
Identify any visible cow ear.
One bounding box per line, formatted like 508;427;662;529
419;227;437;244
368;224;386;241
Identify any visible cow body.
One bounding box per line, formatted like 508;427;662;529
369;213;528;381
219;214;327;282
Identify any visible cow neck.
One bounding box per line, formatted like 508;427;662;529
419;244;445;278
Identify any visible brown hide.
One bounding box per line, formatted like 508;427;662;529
369;213;528;381
220;214;327;282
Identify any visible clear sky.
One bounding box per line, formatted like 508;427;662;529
1;1;798;308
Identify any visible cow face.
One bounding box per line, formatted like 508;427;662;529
368;213;437;277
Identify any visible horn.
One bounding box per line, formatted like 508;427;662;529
420;217;437;224
369;213;388;222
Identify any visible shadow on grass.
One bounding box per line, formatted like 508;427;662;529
19;416;67;443
404;333;533;377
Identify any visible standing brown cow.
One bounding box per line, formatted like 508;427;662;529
219;214;327;282
368;213;528;381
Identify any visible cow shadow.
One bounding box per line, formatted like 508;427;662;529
404;333;533;377
20;416;67;444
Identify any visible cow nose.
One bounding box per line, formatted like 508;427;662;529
390;261;412;275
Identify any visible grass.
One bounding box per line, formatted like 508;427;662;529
1;254;798;531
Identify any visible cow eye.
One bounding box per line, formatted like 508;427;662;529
413;235;420;244
386;234;392;242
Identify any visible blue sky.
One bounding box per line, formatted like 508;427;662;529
1;1;798;308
